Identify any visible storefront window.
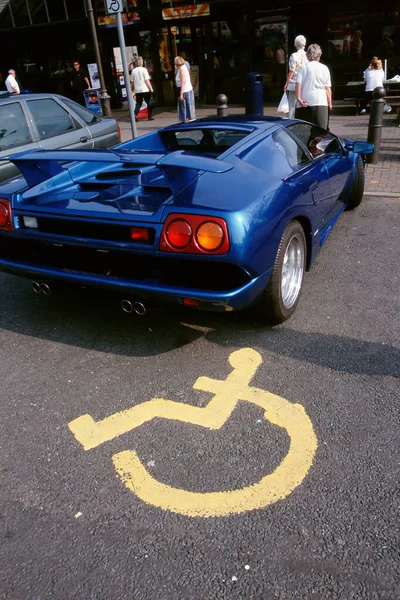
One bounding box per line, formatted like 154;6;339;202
65;0;86;20
29;0;48;25
326;10;400;85
139;31;153;74
252;17;288;97
10;0;30;27
211;17;249;97
327;12;400;63
0;4;14;30
47;0;67;22
253;18;288;71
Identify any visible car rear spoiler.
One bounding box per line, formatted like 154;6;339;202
6;148;233;195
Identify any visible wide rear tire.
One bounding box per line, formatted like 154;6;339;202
346;155;365;210
250;220;306;325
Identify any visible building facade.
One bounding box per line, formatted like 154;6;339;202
1;0;399;106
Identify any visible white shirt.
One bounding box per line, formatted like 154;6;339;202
288;49;308;83
6;74;20;94
175;65;192;93
364;68;384;92
296;61;331;107
131;66;151;94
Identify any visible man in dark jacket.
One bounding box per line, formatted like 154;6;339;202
70;61;90;105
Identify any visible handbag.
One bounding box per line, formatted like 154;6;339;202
287;81;296;92
277;91;289;114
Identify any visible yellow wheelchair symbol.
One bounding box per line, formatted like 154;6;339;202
68;348;317;518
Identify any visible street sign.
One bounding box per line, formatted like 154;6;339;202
105;0;123;14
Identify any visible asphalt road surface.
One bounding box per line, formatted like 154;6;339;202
1;195;399;600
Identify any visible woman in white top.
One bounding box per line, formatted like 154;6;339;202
283;35;308;118
174;56;195;123
130;57;154;121
360;57;384;114
295;44;332;130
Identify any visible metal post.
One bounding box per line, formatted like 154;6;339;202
85;0;111;117
116;11;137;138
367;86;385;164
216;94;228;117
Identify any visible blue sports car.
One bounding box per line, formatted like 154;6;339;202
0;116;373;324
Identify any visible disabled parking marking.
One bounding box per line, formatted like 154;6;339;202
68;348;317;517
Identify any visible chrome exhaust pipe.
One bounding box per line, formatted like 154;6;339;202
133;301;146;316
121;299;134;314
40;282;52;296
32;281;42;294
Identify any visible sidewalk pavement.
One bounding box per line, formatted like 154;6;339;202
113;104;400;198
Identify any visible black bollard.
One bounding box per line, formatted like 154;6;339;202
216;94;228;117
367;86;385;164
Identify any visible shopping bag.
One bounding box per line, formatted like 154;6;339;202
277;91;289;114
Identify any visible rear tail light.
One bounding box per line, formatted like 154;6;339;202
117;125;121;141
130;226;151;243
166;219;192;248
196;221;224;251
0;199;13;232
160;214;229;255
182;298;200;307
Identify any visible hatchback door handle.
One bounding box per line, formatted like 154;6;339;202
80;136;88;143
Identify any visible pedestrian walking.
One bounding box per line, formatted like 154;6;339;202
179;51;191;72
174;55;195;123
283;35;308;118
130;57;154;121
70;60;90;105
295;44;332;130
5;69;20;94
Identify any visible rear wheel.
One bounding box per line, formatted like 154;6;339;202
251;220;306;325
346;155;365;210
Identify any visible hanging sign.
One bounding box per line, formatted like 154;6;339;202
162;4;210;20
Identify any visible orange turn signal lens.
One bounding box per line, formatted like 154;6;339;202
166;219;192;248
196;221;224;251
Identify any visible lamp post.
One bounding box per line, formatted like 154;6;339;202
85;0;112;117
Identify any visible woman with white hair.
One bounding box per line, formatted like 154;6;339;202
283;35;308;118
295;44;332;129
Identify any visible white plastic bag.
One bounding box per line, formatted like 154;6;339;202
277;91;289;114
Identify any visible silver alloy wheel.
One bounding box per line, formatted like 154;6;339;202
281;233;305;309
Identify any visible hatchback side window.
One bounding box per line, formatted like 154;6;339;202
0;102;32;151
62;98;100;125
288;123;343;158
272;128;310;170
27;99;78;140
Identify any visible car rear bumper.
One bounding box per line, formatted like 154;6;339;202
0;256;271;312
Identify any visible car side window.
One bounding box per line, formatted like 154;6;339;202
62;98;100;125
272;129;310;170
27;99;78;140
288;123;343;158
0;102;32;151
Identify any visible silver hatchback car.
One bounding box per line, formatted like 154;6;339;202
0;92;120;181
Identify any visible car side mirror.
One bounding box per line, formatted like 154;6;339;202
353;141;374;154
343;140;374;154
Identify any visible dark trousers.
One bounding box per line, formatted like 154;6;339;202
72;90;86;106
360;91;373;112
135;91;152;118
295;105;329;130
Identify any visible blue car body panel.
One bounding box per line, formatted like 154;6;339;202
0;117;373;313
